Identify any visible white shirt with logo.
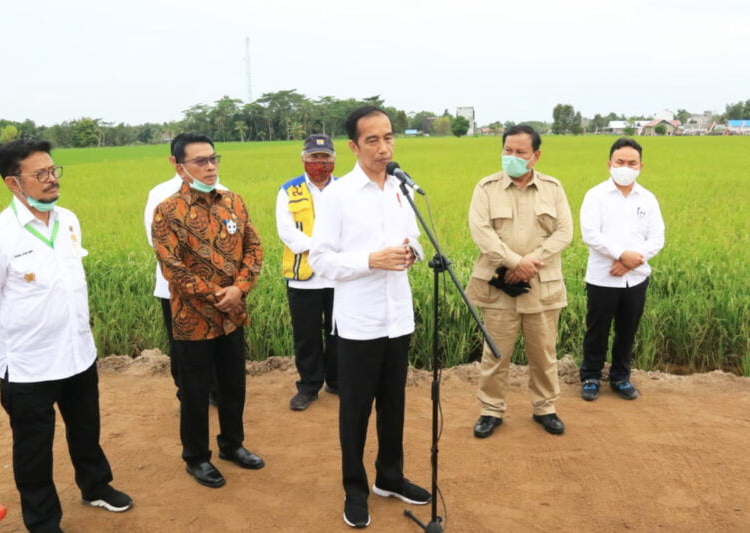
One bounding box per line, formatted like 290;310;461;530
580;179;665;288
309;162;423;340
0;197;96;382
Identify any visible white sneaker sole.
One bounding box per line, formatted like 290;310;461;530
82;498;133;512
343;511;371;528
372;484;430;505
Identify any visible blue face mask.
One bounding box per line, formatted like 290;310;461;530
501;155;532;178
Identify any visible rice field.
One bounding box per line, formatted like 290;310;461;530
3;135;748;374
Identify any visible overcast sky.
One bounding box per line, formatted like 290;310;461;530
2;0;748;127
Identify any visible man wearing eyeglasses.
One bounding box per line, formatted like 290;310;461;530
144;134;226;406
0;140;132;532
151;133;265;489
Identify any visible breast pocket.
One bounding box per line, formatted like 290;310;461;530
535;203;558;237
9;255;53;291
489;206;513;240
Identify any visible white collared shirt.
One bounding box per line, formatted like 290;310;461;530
580;178;665;288
275;174;335;290
0;197;96;382
309;162;423;340
144;174;229;298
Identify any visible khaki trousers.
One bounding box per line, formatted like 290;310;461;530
477;308;561;417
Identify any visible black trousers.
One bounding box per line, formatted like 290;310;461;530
338;335;410;501
160;297;219;403
287;286;337;394
1;363;113;533
171;328;247;465
580;279;649;383
159;297;179;388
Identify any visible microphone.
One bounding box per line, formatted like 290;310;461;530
386;162;425;195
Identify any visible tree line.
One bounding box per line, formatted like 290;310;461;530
0;92;471;148
2;91;749;147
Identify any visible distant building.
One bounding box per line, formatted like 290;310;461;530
601;120;651;135
653;109;675;121
641;119;681;136
726;120;750;134
456;107;476;135
682;111;716;135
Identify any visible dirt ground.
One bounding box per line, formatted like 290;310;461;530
2;351;750;533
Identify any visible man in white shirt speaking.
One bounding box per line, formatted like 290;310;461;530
276;134;338;411
579;137;665;401
309;106;430;529
0;140;132;532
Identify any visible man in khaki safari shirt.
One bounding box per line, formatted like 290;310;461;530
466;124;573;439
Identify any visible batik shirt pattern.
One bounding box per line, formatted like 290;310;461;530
152;182;262;341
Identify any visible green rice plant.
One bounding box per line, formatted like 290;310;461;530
1;135;748;373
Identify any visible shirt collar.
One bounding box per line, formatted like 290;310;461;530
500;169;540;190
178;180;227;204
11;195;57;226
349;162;385;191
303;173;333;190
604;178;643;196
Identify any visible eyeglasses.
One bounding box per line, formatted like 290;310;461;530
181;154;222;167
16;166;63;183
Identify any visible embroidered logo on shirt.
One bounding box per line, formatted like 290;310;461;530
24;272;36;282
13;250;34;258
225;220;237;234
636;207;646;217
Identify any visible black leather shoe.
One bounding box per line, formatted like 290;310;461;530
532;413;565;435
290;391;318;411
473;415;503;438
186;461;226;488
219;447;265;470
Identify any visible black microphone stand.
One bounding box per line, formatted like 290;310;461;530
398;180;501;533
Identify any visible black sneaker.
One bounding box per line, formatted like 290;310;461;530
289;391;318;411
372;479;431;505
343;498;370;528
82;485;133;512
581;379;600;401
611;380;639;400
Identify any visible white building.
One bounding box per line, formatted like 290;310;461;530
456;107;476;135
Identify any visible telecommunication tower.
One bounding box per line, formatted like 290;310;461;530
244;37;252;103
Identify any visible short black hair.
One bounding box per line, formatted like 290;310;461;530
609;137;643;159
502;124;542;152
171;133;214;163
0;139;53;178
345;106;389;142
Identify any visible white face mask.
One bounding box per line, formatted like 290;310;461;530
610;166;640;187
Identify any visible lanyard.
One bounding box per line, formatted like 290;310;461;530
10;201;59;249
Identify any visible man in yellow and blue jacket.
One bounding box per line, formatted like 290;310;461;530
275;134;338;411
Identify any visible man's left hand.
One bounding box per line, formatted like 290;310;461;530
609;260;629;277
215;286;244;314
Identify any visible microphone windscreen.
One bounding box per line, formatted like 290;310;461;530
386;161;400;174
